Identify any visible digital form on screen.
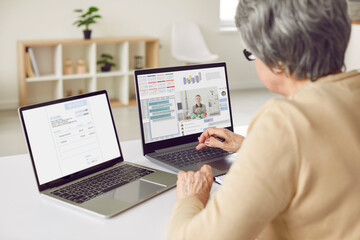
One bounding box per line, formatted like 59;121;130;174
23;94;121;185
137;66;232;143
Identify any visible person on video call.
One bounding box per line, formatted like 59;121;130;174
167;0;360;239
190;95;206;118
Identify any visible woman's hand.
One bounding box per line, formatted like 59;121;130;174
196;127;245;153
176;165;213;207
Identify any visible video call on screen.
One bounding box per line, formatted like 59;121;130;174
137;66;232;144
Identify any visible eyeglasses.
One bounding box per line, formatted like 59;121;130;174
243;49;256;61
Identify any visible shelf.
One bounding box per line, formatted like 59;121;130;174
18;37;159;107
62;73;93;80
26;75;59;82
96;71;127;78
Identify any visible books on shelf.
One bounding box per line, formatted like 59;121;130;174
25;48;35;78
28;47;40;77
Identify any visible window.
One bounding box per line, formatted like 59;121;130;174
219;0;238;31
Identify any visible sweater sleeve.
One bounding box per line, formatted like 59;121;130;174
167;100;300;240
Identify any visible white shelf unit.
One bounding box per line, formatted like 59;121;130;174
17;37;159;107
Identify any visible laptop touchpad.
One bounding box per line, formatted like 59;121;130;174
105;180;165;204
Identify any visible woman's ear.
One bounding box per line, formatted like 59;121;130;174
272;61;290;76
272;68;283;74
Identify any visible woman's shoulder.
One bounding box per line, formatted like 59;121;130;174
252;98;297;120
247;96;316;139
248;70;360;136
290;70;360;101
247;98;298;132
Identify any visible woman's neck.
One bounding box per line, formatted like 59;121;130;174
284;78;309;98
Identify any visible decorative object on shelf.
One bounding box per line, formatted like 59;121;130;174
97;53;116;72
134;56;144;69
25;48;35;78
76;58;87;74
78;89;84;95
66;90;73;97
63;59;73;75
73;6;101;40
28;48;40;77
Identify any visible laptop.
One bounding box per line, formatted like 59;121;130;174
18;90;177;218
134;62;234;176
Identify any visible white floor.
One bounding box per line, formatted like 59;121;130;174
0;88;279;157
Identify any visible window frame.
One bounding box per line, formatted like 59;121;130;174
219;0;238;32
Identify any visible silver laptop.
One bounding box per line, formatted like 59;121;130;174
19;90;176;218
134;62;234;176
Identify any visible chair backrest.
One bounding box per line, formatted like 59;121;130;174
171;22;212;58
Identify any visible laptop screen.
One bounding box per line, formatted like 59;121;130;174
136;63;232;144
21;92;121;185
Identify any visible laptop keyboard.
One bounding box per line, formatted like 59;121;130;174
51;164;154;204
157;147;230;168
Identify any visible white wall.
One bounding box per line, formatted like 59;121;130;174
1;0;358;110
345;24;360;71
0;0;261;110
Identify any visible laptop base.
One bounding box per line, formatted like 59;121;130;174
146;143;235;177
42;162;177;218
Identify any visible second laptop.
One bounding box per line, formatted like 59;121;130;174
134;62;235;176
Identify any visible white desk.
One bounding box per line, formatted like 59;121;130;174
0;140;179;240
0;126;247;240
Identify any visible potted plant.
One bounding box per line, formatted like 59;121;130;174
73;6;101;39
97;54;117;72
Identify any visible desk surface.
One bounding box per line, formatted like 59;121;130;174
0;126;247;240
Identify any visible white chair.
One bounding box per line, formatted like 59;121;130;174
171;22;219;64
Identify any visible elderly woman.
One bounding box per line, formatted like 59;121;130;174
167;0;360;239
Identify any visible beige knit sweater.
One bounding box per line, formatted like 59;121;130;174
167;70;360;240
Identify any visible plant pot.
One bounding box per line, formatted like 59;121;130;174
83;30;92;39
101;64;112;72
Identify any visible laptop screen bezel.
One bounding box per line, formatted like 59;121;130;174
134;62;234;155
18;90;124;191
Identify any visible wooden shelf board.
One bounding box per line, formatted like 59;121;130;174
96;71;127;78
26;75;58;82
62;73;93;80
352;20;360;25
18;37;159;47
110;98;137;108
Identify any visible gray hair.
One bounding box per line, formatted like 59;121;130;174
235;0;351;81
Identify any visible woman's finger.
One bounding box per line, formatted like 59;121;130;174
200;165;213;183
198;128;223;143
205;137;225;149
196;143;207;150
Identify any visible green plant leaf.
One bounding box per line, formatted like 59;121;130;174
73;20;82;25
86;19;96;25
97;53;116;67
96;60;107;65
101;53;113;59
77;22;85;28
73;6;101;30
89;7;99;13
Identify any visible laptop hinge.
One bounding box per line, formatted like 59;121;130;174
154;141;198;154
